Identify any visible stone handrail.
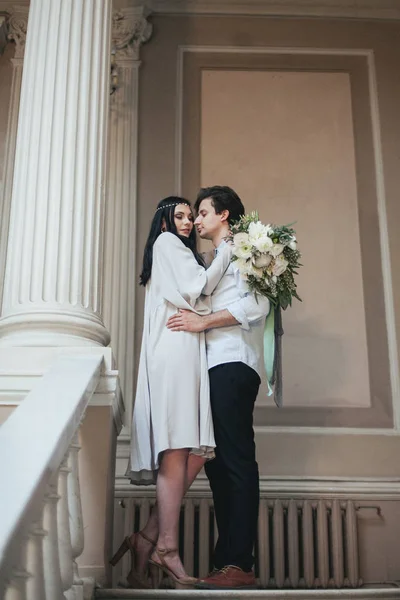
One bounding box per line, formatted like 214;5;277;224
0;354;103;599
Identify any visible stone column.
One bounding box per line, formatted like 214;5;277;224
103;7;151;422
0;8;28;309
0;0;112;347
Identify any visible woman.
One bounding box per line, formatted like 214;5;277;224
110;197;232;589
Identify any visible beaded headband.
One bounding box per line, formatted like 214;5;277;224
156;201;190;212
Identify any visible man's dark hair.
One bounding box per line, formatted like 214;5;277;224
195;186;245;225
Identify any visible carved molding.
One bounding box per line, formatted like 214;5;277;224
146;0;400;19
7;7;28;59
111;7;152;62
2;0;400;20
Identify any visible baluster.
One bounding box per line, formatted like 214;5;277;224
4;545;29;600
58;453;74;595
25;515;47;600
67;433;85;600
4;540;29;600
43;479;64;600
4;571;29;600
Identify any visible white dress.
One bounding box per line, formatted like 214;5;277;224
127;232;232;485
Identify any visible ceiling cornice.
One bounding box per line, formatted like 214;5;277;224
2;1;400;21
141;0;400;20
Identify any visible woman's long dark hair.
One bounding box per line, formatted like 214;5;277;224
140;196;205;286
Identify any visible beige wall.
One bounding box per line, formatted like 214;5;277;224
135;14;400;477
0;405;15;424
201;69;370;409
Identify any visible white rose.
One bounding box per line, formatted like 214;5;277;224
233;232;250;247
235;244;253;260
248;221;268;241
253;235;273;253
269;243;284;257
289;240;297;250
233;232;253;259
253;253;272;268
272;255;289;276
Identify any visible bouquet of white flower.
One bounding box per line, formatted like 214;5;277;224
229;212;302;406
230;212;301;310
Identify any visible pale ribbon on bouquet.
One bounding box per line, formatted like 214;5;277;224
263;304;284;407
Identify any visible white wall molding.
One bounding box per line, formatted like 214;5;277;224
175;45;400;435
175;45;372;194
148;0;400;20
102;6;152;441
3;0;400;20
115;473;400;500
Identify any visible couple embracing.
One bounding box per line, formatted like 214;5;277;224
111;186;270;590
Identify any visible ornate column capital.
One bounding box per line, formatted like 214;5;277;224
7;6;28;59
111;6;152;62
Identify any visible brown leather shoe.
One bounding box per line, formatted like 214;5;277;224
195;565;257;589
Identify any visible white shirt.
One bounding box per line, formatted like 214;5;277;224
205;240;270;378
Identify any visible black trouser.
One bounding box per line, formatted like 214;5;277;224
205;362;260;572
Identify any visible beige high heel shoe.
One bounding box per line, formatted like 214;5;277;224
149;547;198;589
110;531;156;589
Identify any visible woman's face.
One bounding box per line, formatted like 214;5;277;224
173;204;194;237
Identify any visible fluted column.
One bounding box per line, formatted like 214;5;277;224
103;7;151;418
0;8;28;309
0;0;112;346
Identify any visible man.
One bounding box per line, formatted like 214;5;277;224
167;186;270;589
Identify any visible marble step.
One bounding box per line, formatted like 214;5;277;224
95;588;400;600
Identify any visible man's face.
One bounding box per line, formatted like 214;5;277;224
194;198;226;240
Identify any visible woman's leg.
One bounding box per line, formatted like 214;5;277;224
151;448;190;578
185;453;207;491
134;452;207;576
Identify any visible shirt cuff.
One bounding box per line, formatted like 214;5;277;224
226;302;250;331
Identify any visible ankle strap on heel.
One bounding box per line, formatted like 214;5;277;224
138;531;157;546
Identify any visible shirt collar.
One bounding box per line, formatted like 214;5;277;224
215;239;227;255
